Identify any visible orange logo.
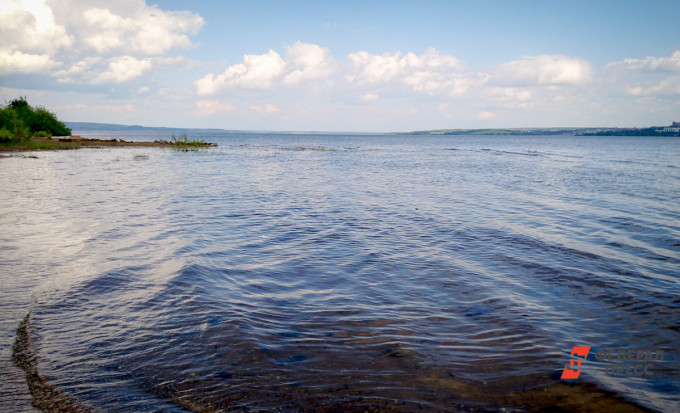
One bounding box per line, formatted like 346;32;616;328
561;346;591;379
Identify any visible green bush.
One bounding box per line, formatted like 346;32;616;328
31;106;71;136
0;128;14;143
0;97;71;142
0;106;30;141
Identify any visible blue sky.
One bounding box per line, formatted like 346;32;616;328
1;0;679;132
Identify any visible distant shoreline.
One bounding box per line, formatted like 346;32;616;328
65;121;680;137
394;127;680;137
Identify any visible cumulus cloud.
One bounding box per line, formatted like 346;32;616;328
0;0;71;75
0;50;60;75
0;0;203;84
193;99;236;116
360;92;379;102
345;48;463;84
603;51;680;98
195;42;333;95
477;111;497;120
78;3;203;55
627;75;680;96
195;46;478;98
55;55;175;84
94;56;153;83
607;50;680;72
45;0;205;57
56;102;135;114
195;50;286;95
345;48;474;96
282;42;334;85
490;55;593;86
248;104;281;114
193;45;597;116
0;0;73;54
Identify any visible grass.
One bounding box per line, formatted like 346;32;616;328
171;133;213;151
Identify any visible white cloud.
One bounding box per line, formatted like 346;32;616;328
346;48;462;83
627;75;680;96
0;0;71;74
360;92;379;102
193;99;236;116
193;47;597;118
345;49;488;97
195;46;476;98
491;55;593;86
195;42;334;95
54;55;187;84
345;48;473;96
248;104;281;114
54;57;101;82
56;102;135;114
0;0;203;84
282;41;334;85
195;50;286;95
94;56;152;83
0;0;73;54
608;50;680;72
603;51;680;98
79;3;203;55
0;50;59;75
477;110;497;120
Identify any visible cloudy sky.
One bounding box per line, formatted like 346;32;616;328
1;0;679;132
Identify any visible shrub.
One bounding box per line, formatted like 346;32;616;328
31;106;71;136
0;97;71;142
0;128;13;143
0;107;30;141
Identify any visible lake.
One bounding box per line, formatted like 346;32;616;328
1;133;678;412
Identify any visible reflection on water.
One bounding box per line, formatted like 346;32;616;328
1;134;679;412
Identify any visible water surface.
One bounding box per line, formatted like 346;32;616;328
1;133;678;412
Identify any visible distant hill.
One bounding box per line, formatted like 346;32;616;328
391;127;679;136
65;122;380;135
66;121;228;133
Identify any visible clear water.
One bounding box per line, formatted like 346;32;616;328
1;133;678;412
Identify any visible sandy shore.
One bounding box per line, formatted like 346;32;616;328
0;135;216;152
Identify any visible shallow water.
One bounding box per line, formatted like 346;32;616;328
1;133;678;412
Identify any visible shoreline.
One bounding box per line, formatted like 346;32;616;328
0;135;216;152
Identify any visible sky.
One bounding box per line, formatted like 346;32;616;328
1;0;679;132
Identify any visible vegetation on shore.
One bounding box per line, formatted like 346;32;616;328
0;97;71;144
170;133;212;150
0;98;216;152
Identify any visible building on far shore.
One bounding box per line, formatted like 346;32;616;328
663;122;680;133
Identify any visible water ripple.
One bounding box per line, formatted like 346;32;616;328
1;134;678;412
